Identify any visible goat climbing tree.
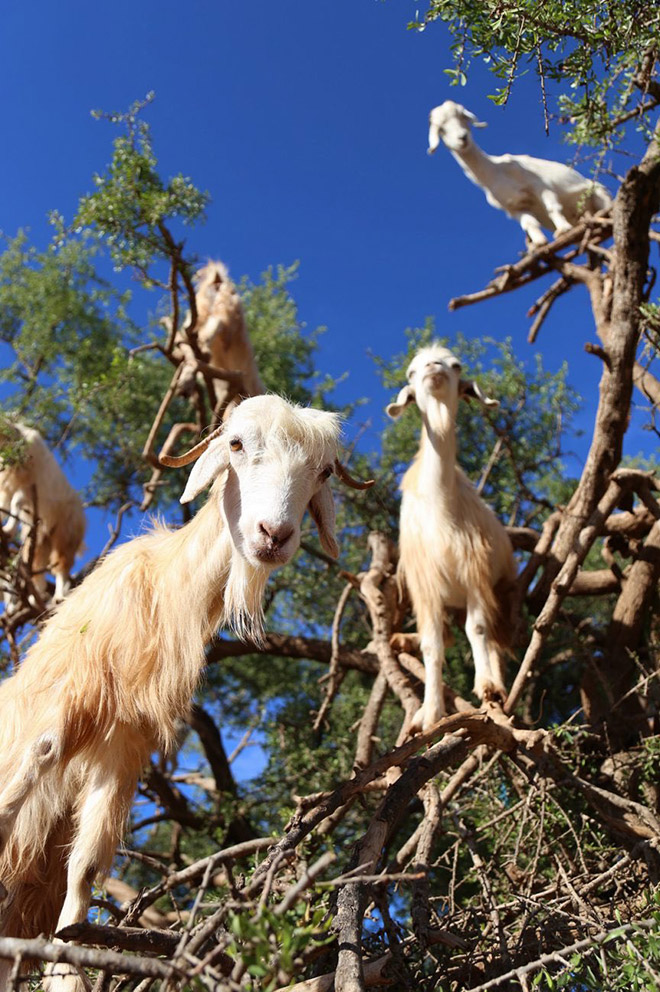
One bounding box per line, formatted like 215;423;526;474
1;4;660;991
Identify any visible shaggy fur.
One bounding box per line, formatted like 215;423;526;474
177;260;265;410
0;422;85;604
0;395;342;991
388;344;517;731
428;101;612;247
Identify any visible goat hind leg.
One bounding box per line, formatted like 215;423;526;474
43;765;134;992
465;597;506;705
540;190;572;235
0;732;61;854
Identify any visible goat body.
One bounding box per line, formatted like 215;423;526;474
176;260;265;409
388;344;517;731
0;423;85;604
0;396;346;991
428;101;612;247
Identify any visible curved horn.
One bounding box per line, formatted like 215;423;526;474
459;379;499;408
334;459;375;490
159;424;225;468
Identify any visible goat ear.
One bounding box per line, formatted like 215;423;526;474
180;438;230;504
308;481;339;559
459;379;499;408
386;385;416;419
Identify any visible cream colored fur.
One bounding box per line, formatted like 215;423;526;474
388;344;517;731
0;396;342;992
0;423;85;605
177;260;265;411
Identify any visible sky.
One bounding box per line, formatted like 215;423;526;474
2;0;655;480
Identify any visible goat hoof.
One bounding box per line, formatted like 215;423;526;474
390;632;420;654
410;705;445;735
478;682;506;707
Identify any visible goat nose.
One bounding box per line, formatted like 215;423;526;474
258;521;294;548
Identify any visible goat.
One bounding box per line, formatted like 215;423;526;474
176;260;265;412
0;422;85;606
428;100;612;247
0;395;371;992
387;343;517;732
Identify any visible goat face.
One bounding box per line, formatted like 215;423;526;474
222;434;335;568
179;396;342;564
387;344;499;420
428;101;486;155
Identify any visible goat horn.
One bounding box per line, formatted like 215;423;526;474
334;459;375;490
160;425;225;468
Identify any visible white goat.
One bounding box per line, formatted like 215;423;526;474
428;100;612;247
176;260;265;410
0;422;85;605
387;344;517;731
0;395;370;992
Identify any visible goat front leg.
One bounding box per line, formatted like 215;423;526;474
516;212;547;248
411;613;446;733
465;595;506;705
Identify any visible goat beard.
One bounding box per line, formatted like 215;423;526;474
221;549;269;645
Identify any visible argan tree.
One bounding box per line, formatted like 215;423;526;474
0;5;660;989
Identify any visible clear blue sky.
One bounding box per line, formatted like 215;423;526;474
1;0;655;541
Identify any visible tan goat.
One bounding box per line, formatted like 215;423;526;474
176;260;265;411
0;395;371;992
0;422;85;606
387;343;517;731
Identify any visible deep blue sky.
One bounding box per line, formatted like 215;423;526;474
1;0;656;526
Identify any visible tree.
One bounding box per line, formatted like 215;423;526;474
0;10;660;989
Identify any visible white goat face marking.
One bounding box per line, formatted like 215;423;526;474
218;399;339;569
428;101;483;154
406;345;462;410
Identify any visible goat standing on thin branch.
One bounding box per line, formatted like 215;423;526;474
387;344;517;731
0;395;371;992
176;260;265;412
0;422;85;607
428;101;612;248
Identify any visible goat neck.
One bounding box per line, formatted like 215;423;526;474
451;136;499;191
417;397;458;502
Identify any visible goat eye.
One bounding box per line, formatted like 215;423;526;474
229;438;243;452
319;465;333;481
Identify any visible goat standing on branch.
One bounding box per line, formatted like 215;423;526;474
428;101;612;248
0;422;85;607
0;395;372;992
175;260;265;413
387;344;517;732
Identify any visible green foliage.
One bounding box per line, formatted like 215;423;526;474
0;228;172;507
241;263;329;406
77;94;209;278
411;0;659;148
226;901;334;990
